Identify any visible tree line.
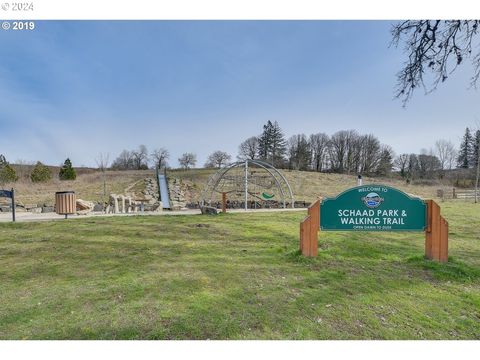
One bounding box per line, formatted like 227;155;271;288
2;122;478;186
238;121;396;176
109;145;233;171
237;121;480;182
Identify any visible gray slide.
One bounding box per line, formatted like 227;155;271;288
157;170;171;209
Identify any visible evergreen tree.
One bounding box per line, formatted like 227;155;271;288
270;121;287;167
59;158;77;180
376;146;394;176
471;129;480;168
257;120;274;161
457;127;472;168
30;162;52;183
377;146;393;176
257;120;287;167
0;155;18;184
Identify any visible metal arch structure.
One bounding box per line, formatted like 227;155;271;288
201;159;294;210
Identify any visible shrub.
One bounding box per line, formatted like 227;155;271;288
0;164;18;184
0;155;18;184
30;162;52;183
59;158;77;180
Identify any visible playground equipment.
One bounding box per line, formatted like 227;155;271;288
106;194;149;214
156;167;171;209
201;159;294;210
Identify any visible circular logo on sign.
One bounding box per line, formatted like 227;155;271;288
362;192;384;208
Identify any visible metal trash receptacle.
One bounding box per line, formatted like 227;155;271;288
55;191;76;218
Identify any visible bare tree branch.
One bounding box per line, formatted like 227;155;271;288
391;20;480;106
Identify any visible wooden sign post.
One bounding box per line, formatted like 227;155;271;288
300;185;449;262
425;200;448;262
299;199;320;257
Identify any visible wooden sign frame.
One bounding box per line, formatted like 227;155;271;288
300;198;448;262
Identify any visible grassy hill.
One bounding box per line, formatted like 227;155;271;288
3;167;445;208
168;168;442;203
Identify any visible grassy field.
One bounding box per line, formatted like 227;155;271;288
0;202;479;339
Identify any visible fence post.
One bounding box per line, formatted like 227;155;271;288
11;188;15;223
440;216;449;262
222;192;227;213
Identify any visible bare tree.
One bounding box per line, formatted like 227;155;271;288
391;20;480;105
151;148;170;169
418;149;442;178
434;139;457;171
394;154;410;178
205;151;232;168
407;153;420;180
178;153;197;170
238;136;259;160
329;130;350;173
111;150;134;170
132;145;149;170
287;134;311;171
329;130;359;173
358;134;381;175
309;133;329;172
13;159;35;181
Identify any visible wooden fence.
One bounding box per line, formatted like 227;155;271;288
437;188;479;200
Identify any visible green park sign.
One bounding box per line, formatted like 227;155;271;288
320;185;426;231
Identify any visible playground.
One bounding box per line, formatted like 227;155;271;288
0;201;479;339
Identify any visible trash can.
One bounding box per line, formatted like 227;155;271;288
55;191;76;218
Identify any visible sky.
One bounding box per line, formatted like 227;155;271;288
0;20;479;168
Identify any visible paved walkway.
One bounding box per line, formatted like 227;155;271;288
0;207;306;223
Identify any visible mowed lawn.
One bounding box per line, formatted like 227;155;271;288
0;202;479;339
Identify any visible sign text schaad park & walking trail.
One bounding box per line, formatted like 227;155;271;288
320;185;426;231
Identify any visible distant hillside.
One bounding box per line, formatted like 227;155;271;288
2;167;443;208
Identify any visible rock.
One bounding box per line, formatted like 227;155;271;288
200;206;218;215
0;206;11;212
41;206;54;213
152;203;163;212
93;203;104;212
76;199;95;215
143;204;156;212
30;207;43;213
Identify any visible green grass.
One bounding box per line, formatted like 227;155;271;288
0;202;479;339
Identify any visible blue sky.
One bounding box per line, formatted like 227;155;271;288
0;21;479;167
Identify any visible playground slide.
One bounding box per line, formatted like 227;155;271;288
157;171;171;209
